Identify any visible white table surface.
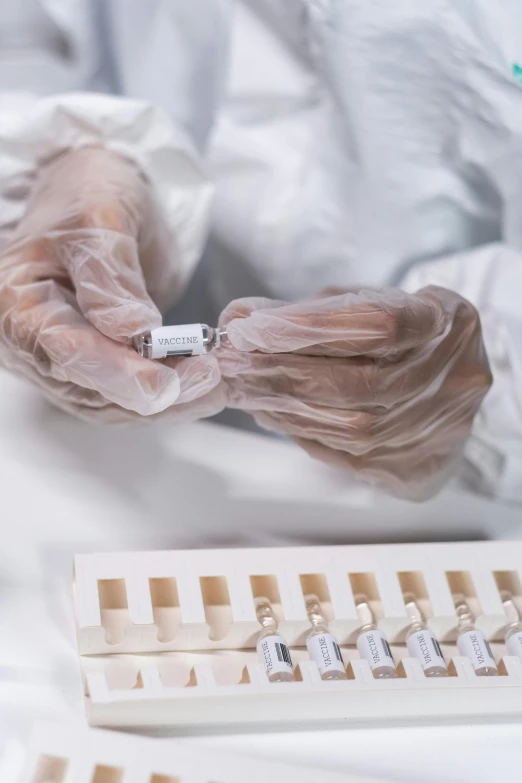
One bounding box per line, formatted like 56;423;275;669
1;370;522;782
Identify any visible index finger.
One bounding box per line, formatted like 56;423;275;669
58;228;162;342
225;288;445;357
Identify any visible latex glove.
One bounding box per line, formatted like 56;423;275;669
218;287;492;499
0;146;224;423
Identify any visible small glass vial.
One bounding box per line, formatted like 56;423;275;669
255;597;295;683
133;324;227;359
453;593;498;676
355;593;397;679
403;592;448;677
501;590;522;660
304;594;347;681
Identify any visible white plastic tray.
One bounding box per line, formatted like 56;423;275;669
18;721;389;783
74;542;522;730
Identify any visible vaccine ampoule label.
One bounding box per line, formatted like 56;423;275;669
150;324;205;359
457;629;497;671
307;633;346;676
257;634;294;677
406;629;447;671
506;630;522;659
357;629;395;670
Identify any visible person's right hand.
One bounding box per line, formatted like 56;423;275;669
0;146;225;423
0;147;224;422
218;286;492;499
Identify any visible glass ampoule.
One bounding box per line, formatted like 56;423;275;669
304;594;347;681
453;593;498;676
403;592;448;677
501;590;522;660
134;324;227;359
255;596;295;683
354;593;397;679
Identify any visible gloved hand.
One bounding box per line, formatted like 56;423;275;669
218;287;492;499
0;146;224;423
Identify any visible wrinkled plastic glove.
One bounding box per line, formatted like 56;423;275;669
0;147;224;423
218;287;492;499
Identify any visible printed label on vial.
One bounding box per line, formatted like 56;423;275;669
406;629;447;671
307;633;346;676
357;629;395;670
506;630;522;659
257;634;293;677
150;324;204;359
457;629;497;671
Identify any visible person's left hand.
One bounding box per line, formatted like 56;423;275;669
218;286;492;499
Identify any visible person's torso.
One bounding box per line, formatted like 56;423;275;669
204;0;522;310
4;0;522;309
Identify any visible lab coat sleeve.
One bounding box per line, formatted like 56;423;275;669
401;243;522;503
0;92;213;295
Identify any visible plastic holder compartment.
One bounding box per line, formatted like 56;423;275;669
18;721;390;783
74;541;522;730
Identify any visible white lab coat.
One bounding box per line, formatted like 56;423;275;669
0;0;521;501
